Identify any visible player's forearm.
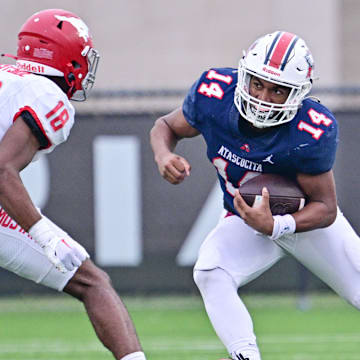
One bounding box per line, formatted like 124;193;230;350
150;118;179;162
0;166;41;231
293;200;337;232
293;171;337;232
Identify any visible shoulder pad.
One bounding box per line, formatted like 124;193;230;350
14;75;75;154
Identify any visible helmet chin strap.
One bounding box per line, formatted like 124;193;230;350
66;73;76;99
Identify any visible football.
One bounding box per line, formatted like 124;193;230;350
239;173;307;215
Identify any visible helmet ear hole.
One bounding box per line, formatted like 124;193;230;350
71;61;81;69
57;21;63;29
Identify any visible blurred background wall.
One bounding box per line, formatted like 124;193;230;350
1;0;360;295
3;0;360;89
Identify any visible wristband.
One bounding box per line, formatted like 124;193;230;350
269;214;296;241
28;217;55;248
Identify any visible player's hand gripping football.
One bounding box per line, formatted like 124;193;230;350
156;152;191;184
29;218;89;273
233;187;274;235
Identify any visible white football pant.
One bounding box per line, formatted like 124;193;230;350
194;208;360;358
0;207;83;291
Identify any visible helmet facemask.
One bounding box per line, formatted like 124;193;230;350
70;47;100;101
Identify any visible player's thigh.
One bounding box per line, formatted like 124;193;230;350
283;209;360;308
194;213;285;287
0;217;75;291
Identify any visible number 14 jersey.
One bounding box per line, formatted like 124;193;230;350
182;67;338;214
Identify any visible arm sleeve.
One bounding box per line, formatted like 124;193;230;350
20;109;50;149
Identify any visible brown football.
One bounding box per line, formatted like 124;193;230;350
239;173;307;215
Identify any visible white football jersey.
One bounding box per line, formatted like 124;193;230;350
0;64;75;157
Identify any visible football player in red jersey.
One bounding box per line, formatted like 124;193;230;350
0;9;146;360
150;31;360;360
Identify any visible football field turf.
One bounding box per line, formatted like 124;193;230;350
1;293;359;360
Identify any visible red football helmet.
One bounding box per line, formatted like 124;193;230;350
7;9;99;101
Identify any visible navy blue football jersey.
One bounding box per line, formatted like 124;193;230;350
182;67;338;214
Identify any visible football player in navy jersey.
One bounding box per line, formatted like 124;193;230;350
0;9;146;360
150;31;360;360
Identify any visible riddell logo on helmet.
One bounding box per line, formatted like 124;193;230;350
16;62;45;74
262;66;280;77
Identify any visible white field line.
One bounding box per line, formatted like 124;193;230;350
260;333;360;343
0;294;350;313
0;333;359;354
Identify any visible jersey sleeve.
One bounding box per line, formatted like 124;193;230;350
13;76;75;156
291;103;338;174
182;68;236;133
182;74;204;131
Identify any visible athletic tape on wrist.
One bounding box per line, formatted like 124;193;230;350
120;351;146;360
28;217;55;247
269;214;296;241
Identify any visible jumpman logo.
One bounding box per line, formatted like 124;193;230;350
240;143;250;153
262;154;274;164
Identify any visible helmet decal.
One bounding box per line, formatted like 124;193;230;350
305;52;314;78
33;47;54;60
54;15;90;42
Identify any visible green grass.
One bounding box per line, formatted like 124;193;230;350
0;293;359;359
